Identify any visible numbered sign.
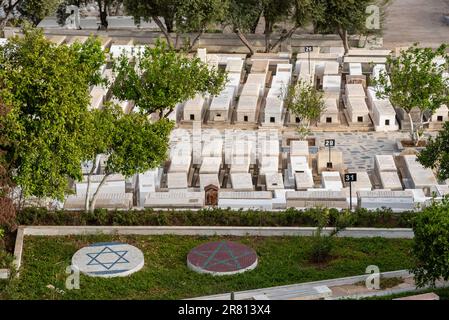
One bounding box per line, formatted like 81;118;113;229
324;139;336;147
344;173;358;183
304;46;314;53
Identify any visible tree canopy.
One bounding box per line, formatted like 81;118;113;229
417;121;449;181
411;198;449;288
81;104;173;212
285;80;325;138
375;44;449;145
313;0;383;54
111;40;227;118
0;28;106;200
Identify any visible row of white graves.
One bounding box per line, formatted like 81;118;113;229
374;155;403;190
344;84;370;125
367;64;399;131
235;59;269;124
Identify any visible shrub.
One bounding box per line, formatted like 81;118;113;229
15;207;417;228
309;233;334;264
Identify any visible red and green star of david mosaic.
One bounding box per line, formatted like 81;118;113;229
187;240;258;274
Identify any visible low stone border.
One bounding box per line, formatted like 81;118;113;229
9;225;414;278
188;270;412;300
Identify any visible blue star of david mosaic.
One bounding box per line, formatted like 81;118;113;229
193;241;252;269
86;246;130;270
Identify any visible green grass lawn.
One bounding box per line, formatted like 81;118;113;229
1;235;414;300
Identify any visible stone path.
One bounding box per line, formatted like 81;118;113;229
311;132;409;171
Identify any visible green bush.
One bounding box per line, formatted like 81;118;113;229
309;233;334;263
15;207;417;228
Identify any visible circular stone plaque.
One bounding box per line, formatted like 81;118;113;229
72;242;144;278
187;240;258;276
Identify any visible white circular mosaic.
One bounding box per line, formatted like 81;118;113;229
72;242;144;278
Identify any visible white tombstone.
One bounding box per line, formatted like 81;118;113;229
294;170;314;190
241;83;262;98
357;190;414;211
183;95;207;122
322;75;341;93
263;97;284;126
209;89;233;122
349;63;363;76
290;141;309;157
372;100;399;131
230;173;254;191
199;174;220;190
346;97;370;123
403;155;438;190
321;171;343;191
167;172;188;189
169;154;191;173
346;84;366;99
324;61;340;75
236;96;259;123
259;156;279;175
199;157;222;174
136;170;157;207
265;173;284;191
320;98;340;124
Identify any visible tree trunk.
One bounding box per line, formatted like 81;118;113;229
407;111;417;145
250;14;261;34
153;16;173;47
269;26;298;52
264;20;272;53
98;0;108;29
84;163;97;212
89;173;110;213
188;29;204;52
235;29;255;56
338;27;350;55
164;16;174;33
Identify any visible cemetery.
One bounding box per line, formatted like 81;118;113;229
1;32;448;215
1;1;449;303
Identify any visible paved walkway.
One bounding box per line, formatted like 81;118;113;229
189;269;449;300
383;0;449;48
312;132;409;171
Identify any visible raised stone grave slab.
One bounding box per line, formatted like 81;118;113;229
187;241;258;276
72;242;144;278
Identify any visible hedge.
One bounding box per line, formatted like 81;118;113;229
15;207;417;228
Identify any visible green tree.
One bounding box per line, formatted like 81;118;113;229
314;0;380;54
97;0;123;29
84;107;173;213
111;40;227;119
375;44;449;146
262;0;318;53
124;0;178;45
175;0;227;51
285;80;326;139
124;0;225;50
0;27;106;201
226;0;263;56
18;0;63;25
411;198;449;288
309;208;352;263
417;121;449;181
